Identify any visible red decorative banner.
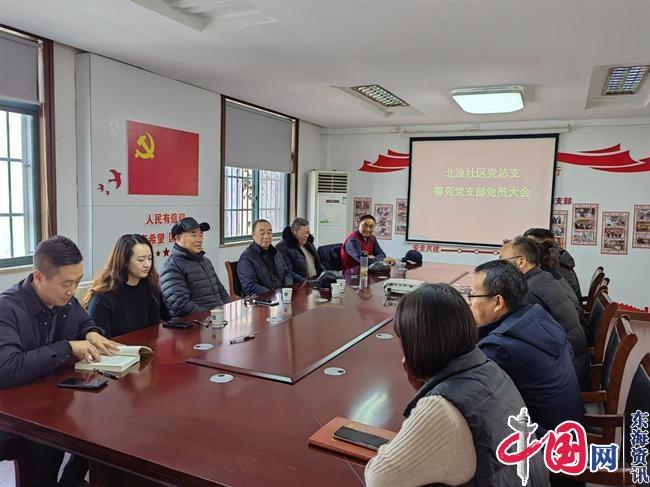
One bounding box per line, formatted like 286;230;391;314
359;149;409;173
556;144;650;173
128;121;199;195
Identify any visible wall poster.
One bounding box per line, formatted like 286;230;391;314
601;211;629;255
552;209;568;248
395;198;407;235
571;203;598;246
632;205;650;249
353;197;372;230
373;203;394;240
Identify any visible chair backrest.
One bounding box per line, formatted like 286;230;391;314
600;315;638;413
318;244;342;271
585;266;605;311
588;289;618;359
224;261;242;299
624;353;650;465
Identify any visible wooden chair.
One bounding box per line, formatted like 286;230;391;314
586;289;618;363
224;261;242;299
559;353;649;485
582;266;605;314
582;315;638;444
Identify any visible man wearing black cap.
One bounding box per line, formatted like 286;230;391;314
160;217;230;317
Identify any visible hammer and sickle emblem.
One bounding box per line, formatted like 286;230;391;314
134;132;155;159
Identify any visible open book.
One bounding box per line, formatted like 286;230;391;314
74;345;154;373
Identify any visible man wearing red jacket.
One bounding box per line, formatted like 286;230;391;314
340;214;387;270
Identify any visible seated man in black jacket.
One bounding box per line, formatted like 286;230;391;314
238;219;292;297
160;217;230;317
0;236;120;486
276;217;323;284
501;236;589;388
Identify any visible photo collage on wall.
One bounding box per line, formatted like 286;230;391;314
601;211;629;255
571;203;598;246
373;203;394;240
395;198;407;235
552;210;568;248
353;197;372;230
632;205;650;249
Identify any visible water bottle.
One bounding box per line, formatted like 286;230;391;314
360;251;369;277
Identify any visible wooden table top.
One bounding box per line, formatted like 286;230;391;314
0;262;473;486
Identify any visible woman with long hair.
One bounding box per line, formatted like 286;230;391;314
365;284;548;487
83;234;166;337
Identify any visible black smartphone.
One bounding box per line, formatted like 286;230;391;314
333;426;390;451
255;299;279;307
162;318;193;329
58;377;108;390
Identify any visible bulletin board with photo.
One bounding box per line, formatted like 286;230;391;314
552;209;568;248
632;204;650;249
601;211;629;255
353;197;372;230
395;198;407;235
373;203;394;240
571;203;598;246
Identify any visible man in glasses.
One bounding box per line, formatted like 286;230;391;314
160;217;230;317
468;260;583;440
500;237;588;388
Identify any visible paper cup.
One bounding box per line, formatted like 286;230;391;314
210;307;225;328
281;287;293;303
331;283;342;298
336;278;346;292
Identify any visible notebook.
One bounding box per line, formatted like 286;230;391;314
308;417;396;463
74;345;154;372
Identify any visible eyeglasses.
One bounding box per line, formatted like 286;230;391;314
501;255;524;262
466;293;496;300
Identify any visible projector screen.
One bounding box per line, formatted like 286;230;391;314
407;135;557;247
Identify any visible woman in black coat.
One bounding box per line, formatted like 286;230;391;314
83;234;167;337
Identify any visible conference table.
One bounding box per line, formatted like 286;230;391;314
0;262;473;486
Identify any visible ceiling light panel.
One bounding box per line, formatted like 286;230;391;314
603;65;649;95
350;85;409;108
451;86;524;114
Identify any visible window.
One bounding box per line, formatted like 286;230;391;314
0;27;52;269
220;97;298;244
0;107;39;266
223;167;290;241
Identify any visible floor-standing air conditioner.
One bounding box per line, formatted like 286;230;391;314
308;171;350;247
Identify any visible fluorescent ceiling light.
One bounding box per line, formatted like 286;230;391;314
603;65;649;95
350;85;409;108
451;86;524;114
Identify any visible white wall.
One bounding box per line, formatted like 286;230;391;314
324;121;650;309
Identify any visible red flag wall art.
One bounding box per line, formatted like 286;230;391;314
556;144;650;173
359;149;409;173
128;121;199;195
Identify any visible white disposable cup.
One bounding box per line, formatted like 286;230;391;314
210;308;225;328
331;283;342;298
281;287;293;303
336;279;346;292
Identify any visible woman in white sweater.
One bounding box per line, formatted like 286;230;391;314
365;283;549;487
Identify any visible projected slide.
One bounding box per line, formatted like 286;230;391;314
407;135;557;246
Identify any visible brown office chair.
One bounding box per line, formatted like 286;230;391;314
587;289;618;364
582;315;638;444
559;353;649;486
224;261;242;299
583;266;605;314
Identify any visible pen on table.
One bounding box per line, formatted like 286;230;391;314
229;334;256;344
93;369;120;380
